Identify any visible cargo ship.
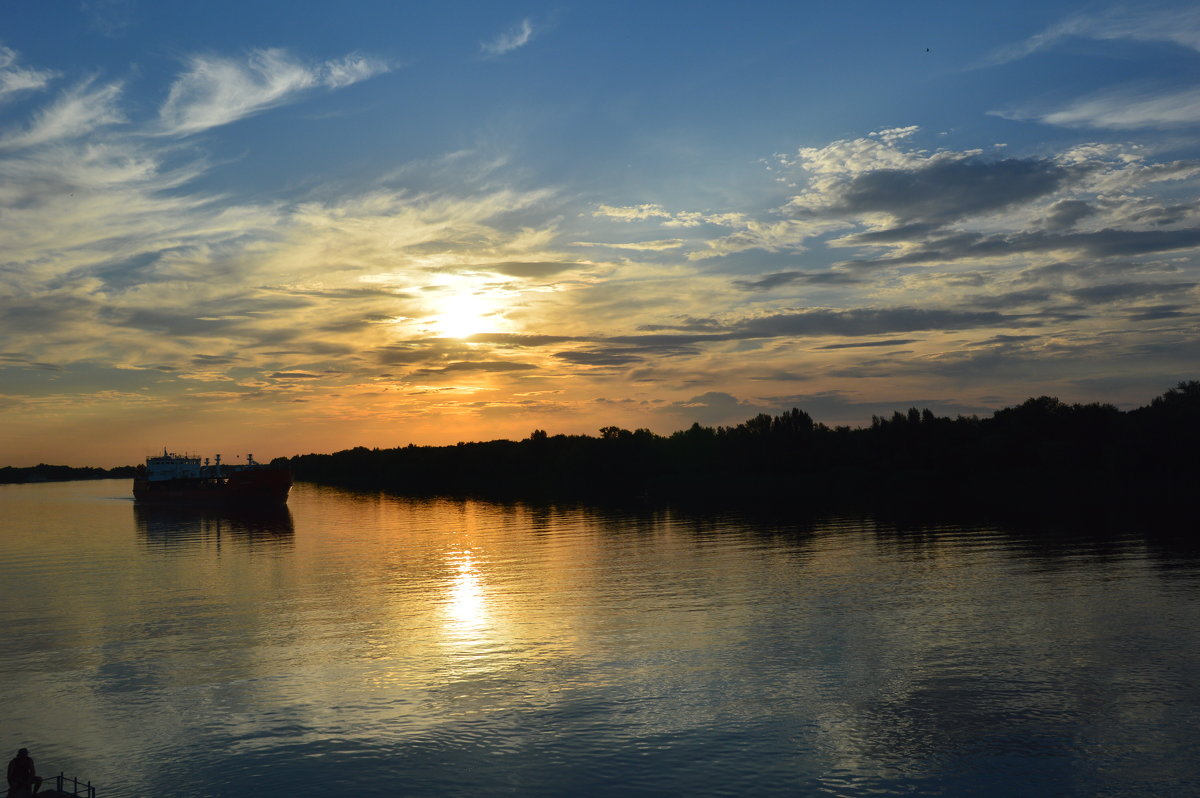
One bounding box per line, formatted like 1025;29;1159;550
133;450;292;505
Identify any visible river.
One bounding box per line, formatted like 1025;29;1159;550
1;479;1197;796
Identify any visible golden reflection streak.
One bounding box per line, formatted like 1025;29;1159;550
444;551;489;634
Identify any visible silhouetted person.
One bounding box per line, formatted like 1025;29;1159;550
7;748;42;795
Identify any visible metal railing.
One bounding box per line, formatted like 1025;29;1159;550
56;772;96;798
0;771;95;798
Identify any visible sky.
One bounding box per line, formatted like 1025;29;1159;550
2;1;1199;466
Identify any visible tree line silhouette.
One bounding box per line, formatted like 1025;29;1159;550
0;463;138;485
5;381;1194;505
279;380;1199;507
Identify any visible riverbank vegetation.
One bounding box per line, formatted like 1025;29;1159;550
0;463;139;485
8;382;1194;507
280;381;1199;508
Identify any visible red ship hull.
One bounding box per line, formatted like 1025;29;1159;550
133;466;292;505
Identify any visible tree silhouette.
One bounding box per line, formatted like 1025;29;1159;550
267;381;1200;506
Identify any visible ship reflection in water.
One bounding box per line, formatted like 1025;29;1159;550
134;503;294;547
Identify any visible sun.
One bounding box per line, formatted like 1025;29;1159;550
433;291;496;338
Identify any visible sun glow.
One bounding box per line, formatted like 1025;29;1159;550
433;291;496;338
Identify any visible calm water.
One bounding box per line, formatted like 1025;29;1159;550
1;480;1198;797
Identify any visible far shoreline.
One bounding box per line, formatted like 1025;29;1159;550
6;382;1197;523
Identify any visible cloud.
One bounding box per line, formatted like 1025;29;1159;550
984;6;1200;67
592;203;740;230
0;77;124;149
573;239;685;251
0;64;567;388
3;48;1199;461
0;291;96;336
764;390;994;425
481;19;536;56
593;203;675;221
159;48;389;135
1043;199;1097;230
321;53;390;88
981;9;1200;131
480;307;1026;358
999;86;1200;130
1126;304;1191;321
656;391;776;426
635;317;723;333
816;339;920;350
554;350;645;367
479;260;581;278
788;155;1070;226
733;270;862;291
967;280;1195;311
589;202;825;260
0;47;56;100
469;334;578;347
758;129;1103;262
734;131;1200;278
733;307;1019;338
573;341;704;362
779;126;948;178
843;228;1200;269
407;360;538;379
431;307;1028;395
688;219;825;260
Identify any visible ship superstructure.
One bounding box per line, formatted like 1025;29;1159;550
133;449;291;505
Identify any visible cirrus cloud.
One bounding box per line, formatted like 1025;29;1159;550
159;48;389;136
481;19;536;56
997;85;1200;130
0;46;57;100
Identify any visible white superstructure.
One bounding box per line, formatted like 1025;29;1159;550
145;450;203;482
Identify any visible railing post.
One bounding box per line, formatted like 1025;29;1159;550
44;770;95;797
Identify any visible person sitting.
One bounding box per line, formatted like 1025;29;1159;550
7;748;43;796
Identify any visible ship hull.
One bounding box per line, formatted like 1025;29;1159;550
133;467;292;506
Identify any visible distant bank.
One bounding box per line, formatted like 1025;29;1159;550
0;463;138;485
282;381;1199;512
6;382;1198;512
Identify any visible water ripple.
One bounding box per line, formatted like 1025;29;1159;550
0;481;1197;796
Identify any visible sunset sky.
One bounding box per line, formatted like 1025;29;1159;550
3;1;1199;466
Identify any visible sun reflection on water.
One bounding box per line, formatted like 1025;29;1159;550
444;551;489;635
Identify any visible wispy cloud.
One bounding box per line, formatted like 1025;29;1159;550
593;203;674;221
321;53;390;88
983;6;1200;67
0;47;57;100
687;219;825;260
0;77;124;149
980;7;1200;132
159;48;389;135
733;271;861;291
573;239;685;251
481;19;536;56
997;85;1200;129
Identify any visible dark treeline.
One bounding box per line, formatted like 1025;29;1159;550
281;381;1199;509
0;463;139;485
